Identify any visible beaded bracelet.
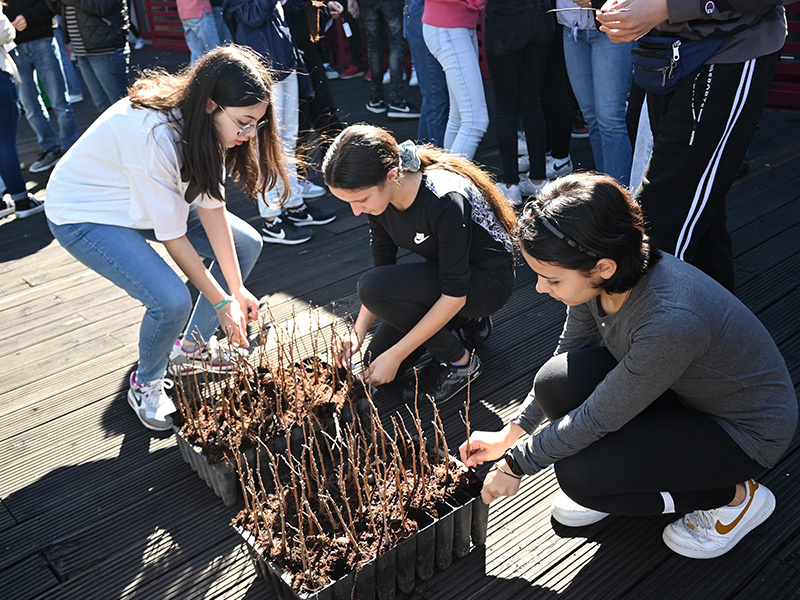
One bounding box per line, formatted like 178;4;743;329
213;296;234;310
489;464;522;479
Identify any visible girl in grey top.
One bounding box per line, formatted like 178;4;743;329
459;173;797;560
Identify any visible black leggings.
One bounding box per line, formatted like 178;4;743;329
535;347;765;515
484;6;555;183
359;258;514;368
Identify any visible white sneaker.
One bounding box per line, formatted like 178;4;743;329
168;336;242;375
546;154;574;180
520;175;549;198
128;371;176;431
300;179;326;199
495;182;522;207
551;493;609;527
662;480;775;559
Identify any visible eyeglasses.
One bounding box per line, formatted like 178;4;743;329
219;106;267;137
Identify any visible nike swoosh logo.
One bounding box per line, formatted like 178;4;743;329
554;161;570;170
414;233;429;244
716;481;757;535
266;228;286;239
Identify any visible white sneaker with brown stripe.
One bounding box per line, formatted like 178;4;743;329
662;480;775;559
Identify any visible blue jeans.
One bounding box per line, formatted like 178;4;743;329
47;208;263;382
0;71;27;198
562;27;632;185
404;0;448;146
76;49;130;114
423;24;489;159
182;12;222;63
54;18;83;97
13;37;80;153
211;6;232;44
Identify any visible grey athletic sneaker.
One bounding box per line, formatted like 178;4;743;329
29;149;63;173
127;371;176;431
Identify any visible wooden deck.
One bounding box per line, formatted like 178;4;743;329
2;48;800;600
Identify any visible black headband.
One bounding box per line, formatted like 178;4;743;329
538;215;602;259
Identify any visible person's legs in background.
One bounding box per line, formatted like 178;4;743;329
486;8;552;194
181;11;222;63
53;19;84;101
382;0;407;108
587;30;632;186
76;49;130;114
423;24;488;159
563;28;604;173
0;70;43;217
404;0;448;145
210;0;232;43
541;23;574;179
32;37;80;149
636;54;779;291
361;0;388;111
12;44;59;157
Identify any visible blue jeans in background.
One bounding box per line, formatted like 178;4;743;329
182;12;222;63
0;71;28;198
48;207;263;382
423;23;488;159
211;5;232;44
13;37;80;153
76;49;130;114
404;0;448;146
562;27;632;186
54;18;83;98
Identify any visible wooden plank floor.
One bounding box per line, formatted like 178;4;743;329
1;47;799;600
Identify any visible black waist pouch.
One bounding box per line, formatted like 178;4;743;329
632;35;724;95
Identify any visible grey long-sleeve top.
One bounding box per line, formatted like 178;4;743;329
510;253;797;475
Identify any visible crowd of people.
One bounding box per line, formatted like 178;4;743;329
2;0;795;567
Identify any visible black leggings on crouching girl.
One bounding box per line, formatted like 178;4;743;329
538;346;765;515
359;255;514;370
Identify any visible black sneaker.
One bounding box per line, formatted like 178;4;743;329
402;353;482;403
29;149;63;173
387;100;420;119
14;195;45;218
366;98;387;114
459;316;493;350
261;216;313;245
286;202;336;226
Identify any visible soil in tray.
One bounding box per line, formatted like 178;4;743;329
174;358;364;465
233;442;477;594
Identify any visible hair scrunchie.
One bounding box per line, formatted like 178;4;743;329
398;140;421;173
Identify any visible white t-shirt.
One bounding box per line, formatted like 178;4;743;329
46;98;226;241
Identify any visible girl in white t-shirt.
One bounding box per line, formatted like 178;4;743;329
46;45;289;431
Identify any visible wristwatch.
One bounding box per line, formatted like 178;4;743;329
501;450;524;477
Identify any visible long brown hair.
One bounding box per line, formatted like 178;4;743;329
322;124;517;235
129;44;289;203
